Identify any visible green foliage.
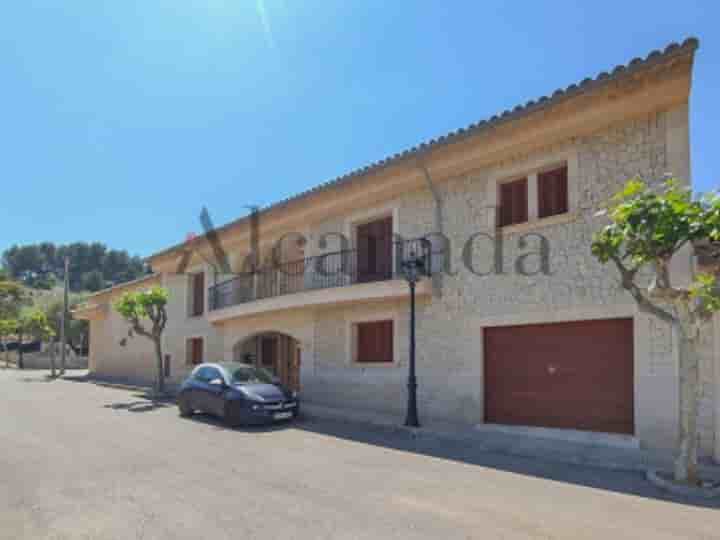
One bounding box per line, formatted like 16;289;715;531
591;179;705;267
689;273;720;313
2;242;147;292
700;191;720;242
0;280;29;319
80;270;106;292
17;309;54;342
114;287;169;323
0;319;17;340
592;178;720;318
43;297;88;347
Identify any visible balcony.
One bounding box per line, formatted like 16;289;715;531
207;238;433;321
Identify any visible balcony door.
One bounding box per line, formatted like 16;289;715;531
357;216;393;283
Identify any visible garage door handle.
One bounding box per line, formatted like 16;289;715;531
547;365;557;375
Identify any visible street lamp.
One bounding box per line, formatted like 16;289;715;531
400;248;428;428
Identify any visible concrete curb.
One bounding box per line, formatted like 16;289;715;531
646;470;720;498
300;403;720;478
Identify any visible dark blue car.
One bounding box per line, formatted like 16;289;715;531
178;362;299;426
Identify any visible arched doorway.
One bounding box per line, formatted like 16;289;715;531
233;332;301;392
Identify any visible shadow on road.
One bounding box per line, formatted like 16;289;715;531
22;371;720;509
103;394;174;413
180;411;295;434
18;375;59;383
56;373;175;413
295;416;720;510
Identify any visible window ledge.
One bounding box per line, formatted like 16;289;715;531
499;212;578;235
351;362;398;369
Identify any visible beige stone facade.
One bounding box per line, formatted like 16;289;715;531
76;39;719;460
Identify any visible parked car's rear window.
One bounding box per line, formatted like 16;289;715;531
229;366;274;385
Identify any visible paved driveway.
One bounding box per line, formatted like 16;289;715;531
1;369;719;540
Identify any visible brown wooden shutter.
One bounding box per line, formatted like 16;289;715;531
514;178;528;224
538;166;568;218
193;273;205;316
499;182;512;227
499;178;528;227
189;338;203;365
376;216;393;280
356;320;393;363
556;168;568;215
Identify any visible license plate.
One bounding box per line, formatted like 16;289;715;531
273;411;293;420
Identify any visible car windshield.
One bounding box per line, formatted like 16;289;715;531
228;365;275;385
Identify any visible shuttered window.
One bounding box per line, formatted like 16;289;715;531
191;272;205;316
498;178;528;227
356;320;394;363
187;337;204;366
538;166;568;218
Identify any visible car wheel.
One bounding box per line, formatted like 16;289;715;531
178;394;194;417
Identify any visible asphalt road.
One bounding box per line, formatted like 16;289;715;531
1;369;719;540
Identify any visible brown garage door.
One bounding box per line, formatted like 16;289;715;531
484;318;634;434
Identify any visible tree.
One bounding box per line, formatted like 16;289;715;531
0;280;28;319
114;287;169;394
15;309;54;369
81;270;106;292
44;296;89;352
591;178;720;485
2;242;146;292
0;318;16;367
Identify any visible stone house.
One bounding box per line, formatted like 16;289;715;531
76;38;720;461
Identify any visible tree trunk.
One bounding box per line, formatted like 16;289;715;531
17;333;23;370
50;340;56;377
674;324;701;485
60;341;66;375
154;338;165;396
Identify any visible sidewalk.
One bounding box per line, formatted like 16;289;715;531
301;402;720;479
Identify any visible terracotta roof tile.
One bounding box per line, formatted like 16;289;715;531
150;37;699;262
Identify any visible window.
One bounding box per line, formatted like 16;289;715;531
498;178;528;227
193;366;214;382
538;166;568;218
187;337;204;366
194;366;222;383
356;320;394;364
189;272;205;317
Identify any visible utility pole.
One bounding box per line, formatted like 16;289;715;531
60;256;69;375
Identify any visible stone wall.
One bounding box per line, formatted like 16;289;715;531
279;105;716;454
161;269;224;385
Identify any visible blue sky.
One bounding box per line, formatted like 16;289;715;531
1;1;718;258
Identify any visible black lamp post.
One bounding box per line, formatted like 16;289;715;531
401;250;427;428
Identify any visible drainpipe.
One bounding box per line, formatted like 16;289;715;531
417;162;444;298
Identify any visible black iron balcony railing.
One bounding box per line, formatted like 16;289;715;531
209;238;432;311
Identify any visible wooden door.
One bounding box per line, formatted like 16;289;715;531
357;216;393;283
484;318;634;434
261;336;278;375
287;346;301;392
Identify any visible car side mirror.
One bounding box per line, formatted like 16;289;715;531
209;378;226;388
